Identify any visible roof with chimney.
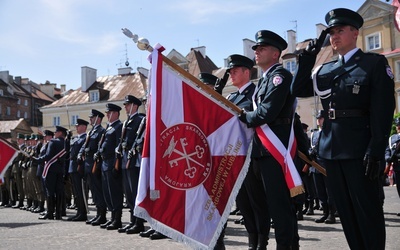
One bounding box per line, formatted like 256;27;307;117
0;118;32;134
186;48;219;77
41;71;147;109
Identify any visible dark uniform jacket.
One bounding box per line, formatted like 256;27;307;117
291;49;395;160
242;64;295;158
227;83;255;110
35;137;65;174
37;142;48;177
120;113;145;169
100;120;122;171
385;133;400;171
68;133;87;173
30;142;42;168
80;125;105;159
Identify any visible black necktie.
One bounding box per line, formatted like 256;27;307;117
338;56;345;66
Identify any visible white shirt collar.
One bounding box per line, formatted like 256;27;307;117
238;81;252;94
341;48;359;64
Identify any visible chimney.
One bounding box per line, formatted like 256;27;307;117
118;67;132;75
193;46;206;58
15;76;22;85
286;30;296;53
316;23;327;38
242;38;256;60
81;66;97;92
137;67;149;78
60;84;66;92
0;71;9;83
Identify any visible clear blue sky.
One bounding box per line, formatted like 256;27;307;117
0;0;387;90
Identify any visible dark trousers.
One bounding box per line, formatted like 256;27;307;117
102;170;123;212
85;158;106;209
44;171;64;197
394;170;400;198
236;162;270;235
325;158;385;250
254;156;299;247
312;160;335;208
122;167;140;211
71;172;86;213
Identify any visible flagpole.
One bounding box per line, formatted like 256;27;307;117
121;28;242;115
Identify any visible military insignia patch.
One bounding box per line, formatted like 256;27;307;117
386;65;394;80
272;75;283;86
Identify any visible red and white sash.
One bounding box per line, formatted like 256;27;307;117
253;99;304;197
42;149;66;178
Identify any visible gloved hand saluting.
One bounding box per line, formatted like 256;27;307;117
214;70;229;95
304;29;328;56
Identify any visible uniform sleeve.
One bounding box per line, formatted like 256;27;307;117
366;56;395;159
243;70;293;127
290;53;317;97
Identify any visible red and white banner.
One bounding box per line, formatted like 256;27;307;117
0;137;18;183
134;44;253;249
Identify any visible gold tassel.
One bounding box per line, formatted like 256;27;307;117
290;185;305;197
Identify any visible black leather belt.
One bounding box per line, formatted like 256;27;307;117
328;109;368;119
269;118;291;126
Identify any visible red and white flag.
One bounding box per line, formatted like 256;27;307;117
0;137;18;183
134;44;253;249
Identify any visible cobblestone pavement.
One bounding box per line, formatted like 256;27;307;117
1;186;400;249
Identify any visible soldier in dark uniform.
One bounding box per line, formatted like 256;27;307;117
291;8;394;249
95;103;123;230
310;110;336;224
239;30;300;249
296;123;315;219
26;134;38;212
20;134;32;211
33;126;68;220
31;134;45;213
226;54;270;250
67;118;89;221
116;95;146;234
78;109;108;226
385;118;400;216
37;130;54;216
11;133;26;209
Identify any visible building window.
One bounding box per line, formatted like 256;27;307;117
89;90;100;102
24;112;28;119
284;60;297;74
6;106;11;116
0;89;4;96
53;116;60;126
17;98;20;104
17;110;20;118
71;115;79;125
24;99;28;106
365;32;381;51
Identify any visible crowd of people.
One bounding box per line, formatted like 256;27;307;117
0;6;398;250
